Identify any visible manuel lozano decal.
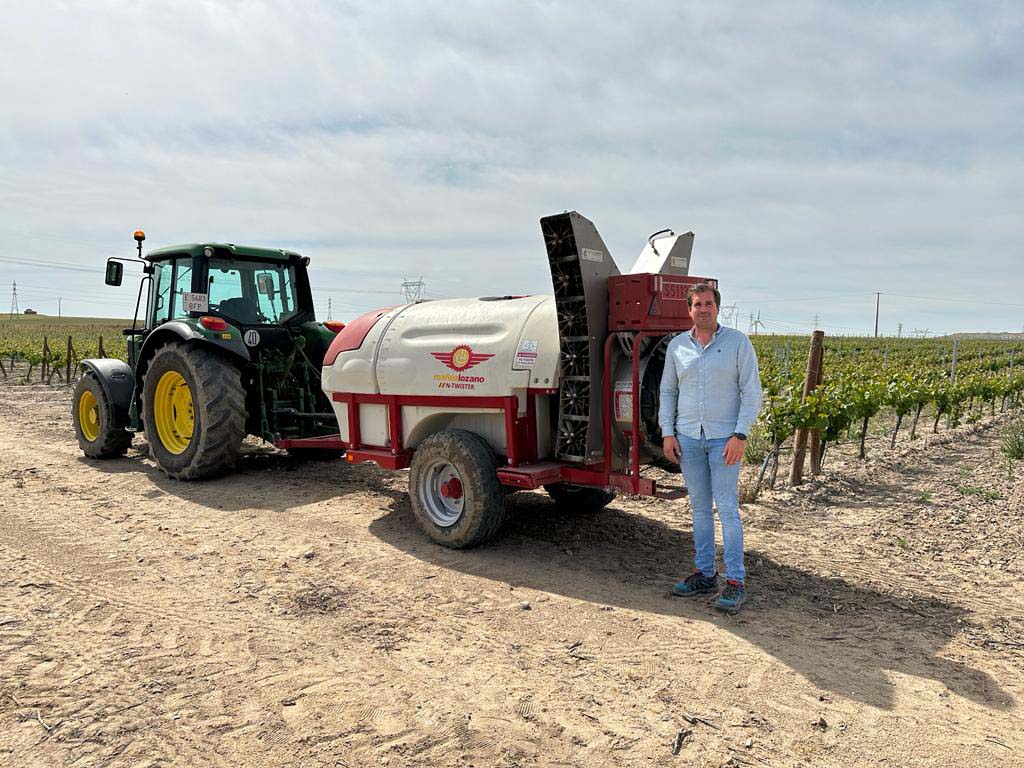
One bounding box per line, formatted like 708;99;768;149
430;345;495;390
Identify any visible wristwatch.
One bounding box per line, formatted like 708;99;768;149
732;432;747;440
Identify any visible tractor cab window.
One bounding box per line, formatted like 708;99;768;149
171;260;194;320
254;266;297;323
150;260;174;325
207;262;244;308
149;256;193;325
206;257;298;325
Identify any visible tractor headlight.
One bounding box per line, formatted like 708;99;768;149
203;247;214;258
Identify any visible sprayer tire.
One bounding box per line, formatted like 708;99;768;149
143;343;247;480
543;483;617;512
409;429;506;548
287;447;345;462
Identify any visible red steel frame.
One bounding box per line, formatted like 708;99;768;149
277;392;540;471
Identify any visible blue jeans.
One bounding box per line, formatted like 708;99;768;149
678;432;745;583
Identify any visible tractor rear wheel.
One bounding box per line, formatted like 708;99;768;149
543;483;616;512
72;372;133;458
142;343;247;480
409;429;506;548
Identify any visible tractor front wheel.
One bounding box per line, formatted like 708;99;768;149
409;429;506;548
543;483;616;512
72;372;132;458
142;343;247;480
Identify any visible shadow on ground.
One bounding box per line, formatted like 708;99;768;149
77;441;399;514
369;491;1013;712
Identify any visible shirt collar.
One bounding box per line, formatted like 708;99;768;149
689;324;722;344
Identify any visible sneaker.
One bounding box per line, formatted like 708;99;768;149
715;580;747;613
671;570;718;598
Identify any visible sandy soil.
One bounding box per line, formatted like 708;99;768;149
0;380;1022;767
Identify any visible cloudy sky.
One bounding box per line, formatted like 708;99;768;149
1;1;1022;335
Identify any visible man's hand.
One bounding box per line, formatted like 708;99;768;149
723;436;746;466
663;436;681;465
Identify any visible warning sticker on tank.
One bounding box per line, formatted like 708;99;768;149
514;339;538;369
581;248;603;262
671;256;689;269
614;380;633;421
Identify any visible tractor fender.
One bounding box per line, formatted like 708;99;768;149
136;322;251;383
79;358;135;428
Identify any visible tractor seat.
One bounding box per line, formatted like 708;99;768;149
217;297;263;324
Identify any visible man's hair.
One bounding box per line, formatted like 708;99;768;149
686;283;721;308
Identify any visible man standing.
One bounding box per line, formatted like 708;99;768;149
659;284;762;613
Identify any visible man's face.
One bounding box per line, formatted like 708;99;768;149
688;290;719;330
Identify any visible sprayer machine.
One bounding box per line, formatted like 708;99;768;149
298;212;717;547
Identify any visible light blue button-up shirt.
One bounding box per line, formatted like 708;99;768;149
658;325;763;440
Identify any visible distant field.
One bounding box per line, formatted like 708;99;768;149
0;316;130;367
0;315;132;326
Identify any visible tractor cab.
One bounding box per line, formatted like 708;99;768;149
141;244;324;363
146;245;316;329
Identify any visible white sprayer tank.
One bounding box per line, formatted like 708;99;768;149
322;296;560;458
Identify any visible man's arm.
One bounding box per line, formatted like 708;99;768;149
658;343;679;437
659;342;681;463
734;335;763;436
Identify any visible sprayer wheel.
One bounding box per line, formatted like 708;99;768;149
409;429;506;548
543;483;617;512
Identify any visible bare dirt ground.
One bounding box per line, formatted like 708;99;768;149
1;380;1022;768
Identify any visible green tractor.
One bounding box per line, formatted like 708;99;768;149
72;231;347;479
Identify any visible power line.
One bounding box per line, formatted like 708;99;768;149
0;255;106;275
884;292;1024;310
758;314;877;334
731;292;871;304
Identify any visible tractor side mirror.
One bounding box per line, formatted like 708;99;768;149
257;273;277;302
105;259;123;286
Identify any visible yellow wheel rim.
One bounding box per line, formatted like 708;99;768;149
154;370;194;455
78;390;99;442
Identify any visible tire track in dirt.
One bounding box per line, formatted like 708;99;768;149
2;472;561;762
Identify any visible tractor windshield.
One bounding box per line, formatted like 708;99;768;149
206;258;299;325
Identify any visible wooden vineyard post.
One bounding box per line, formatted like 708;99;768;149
789;330;825;486
66;336;74;383
41;336;50;382
98;335;106;358
809;358;825;476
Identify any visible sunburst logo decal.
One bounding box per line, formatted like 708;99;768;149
431;344;494;372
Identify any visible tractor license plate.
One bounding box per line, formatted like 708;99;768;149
182;292;209;313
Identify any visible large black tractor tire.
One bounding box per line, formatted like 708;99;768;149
142;343;247;480
543;483;616;512
72;372;133;458
409;429;506;548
